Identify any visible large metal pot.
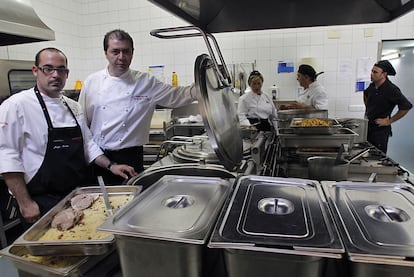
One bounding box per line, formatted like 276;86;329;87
307;148;371;181
307;157;349;181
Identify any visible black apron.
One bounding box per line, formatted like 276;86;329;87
247;117;272;132
27;88;87;215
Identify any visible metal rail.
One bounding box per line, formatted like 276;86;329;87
150;25;231;89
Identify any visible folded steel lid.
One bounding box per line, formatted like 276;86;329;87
194;54;243;171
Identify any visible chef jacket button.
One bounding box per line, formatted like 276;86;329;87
122;124;126;127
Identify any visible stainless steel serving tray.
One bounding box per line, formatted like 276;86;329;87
321;181;414;259
0;245;88;277
278;127;358;148
290;118;341;135
99;175;232;244
208;175;344;258
13;186;140;256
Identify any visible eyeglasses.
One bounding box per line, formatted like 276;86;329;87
37;66;69;75
250;70;261;76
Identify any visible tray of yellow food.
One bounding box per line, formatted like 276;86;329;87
0;245;87;276
290;118;342;135
13;185;141;256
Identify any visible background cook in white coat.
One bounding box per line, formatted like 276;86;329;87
237;70;277;131
280;64;328;110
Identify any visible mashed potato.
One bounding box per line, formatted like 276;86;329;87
22;253;83;268
38;195;132;241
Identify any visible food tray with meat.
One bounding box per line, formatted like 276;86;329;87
289;118;342;135
13;185;141;256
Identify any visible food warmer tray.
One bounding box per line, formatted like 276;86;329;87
0;244;104;277
290;118;341;135
13;185;140;256
278;127;358;148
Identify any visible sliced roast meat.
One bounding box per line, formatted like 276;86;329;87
51;208;83;231
71;193;95;210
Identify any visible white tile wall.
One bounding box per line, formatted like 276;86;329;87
1;0;413;119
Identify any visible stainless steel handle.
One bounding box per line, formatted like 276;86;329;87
97;176;113;216
150;25;231;88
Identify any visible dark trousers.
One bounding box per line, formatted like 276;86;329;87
367;124;391;154
88;146;144;185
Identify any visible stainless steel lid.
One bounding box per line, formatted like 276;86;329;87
322;181;414;260
172;139;221;163
209;176;343;257
195;54;243;171
99;175;232;244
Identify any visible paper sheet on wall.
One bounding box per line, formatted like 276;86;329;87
355;57;375;92
356;57;375;80
338;59;353;80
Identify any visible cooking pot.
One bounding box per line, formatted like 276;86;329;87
307;148;370;181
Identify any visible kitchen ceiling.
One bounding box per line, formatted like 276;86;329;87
148;0;414;33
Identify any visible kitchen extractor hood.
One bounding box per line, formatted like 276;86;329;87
0;0;55;46
148;0;414;33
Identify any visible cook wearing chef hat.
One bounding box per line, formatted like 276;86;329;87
363;60;412;153
279;64;328;110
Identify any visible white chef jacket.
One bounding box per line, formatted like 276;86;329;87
237;89;277;126
78;68;197;150
297;81;328;110
0;88;103;183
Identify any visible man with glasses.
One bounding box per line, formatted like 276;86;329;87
78;29;197;185
364;60;412;153
0;47;136;226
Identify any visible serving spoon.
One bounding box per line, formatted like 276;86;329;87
97;176;113;216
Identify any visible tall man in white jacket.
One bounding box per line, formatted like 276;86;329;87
78;29;197;184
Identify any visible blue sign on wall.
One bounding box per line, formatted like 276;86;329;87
277;62;294;73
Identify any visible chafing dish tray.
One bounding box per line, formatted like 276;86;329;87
13;185;140;256
278;128;358;148
290;118;341;135
0;245;88;277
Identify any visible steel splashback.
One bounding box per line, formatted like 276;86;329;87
148;0;414;33
0;0;55;46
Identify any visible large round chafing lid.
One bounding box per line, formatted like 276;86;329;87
194;54;243;171
172;138;252;164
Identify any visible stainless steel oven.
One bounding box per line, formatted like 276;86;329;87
0;59;36;104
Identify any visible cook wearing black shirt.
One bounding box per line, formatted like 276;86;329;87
363;60;412;153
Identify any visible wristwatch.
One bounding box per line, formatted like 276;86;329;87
107;161;116;171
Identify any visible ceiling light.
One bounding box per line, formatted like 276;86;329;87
382;52;400;60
